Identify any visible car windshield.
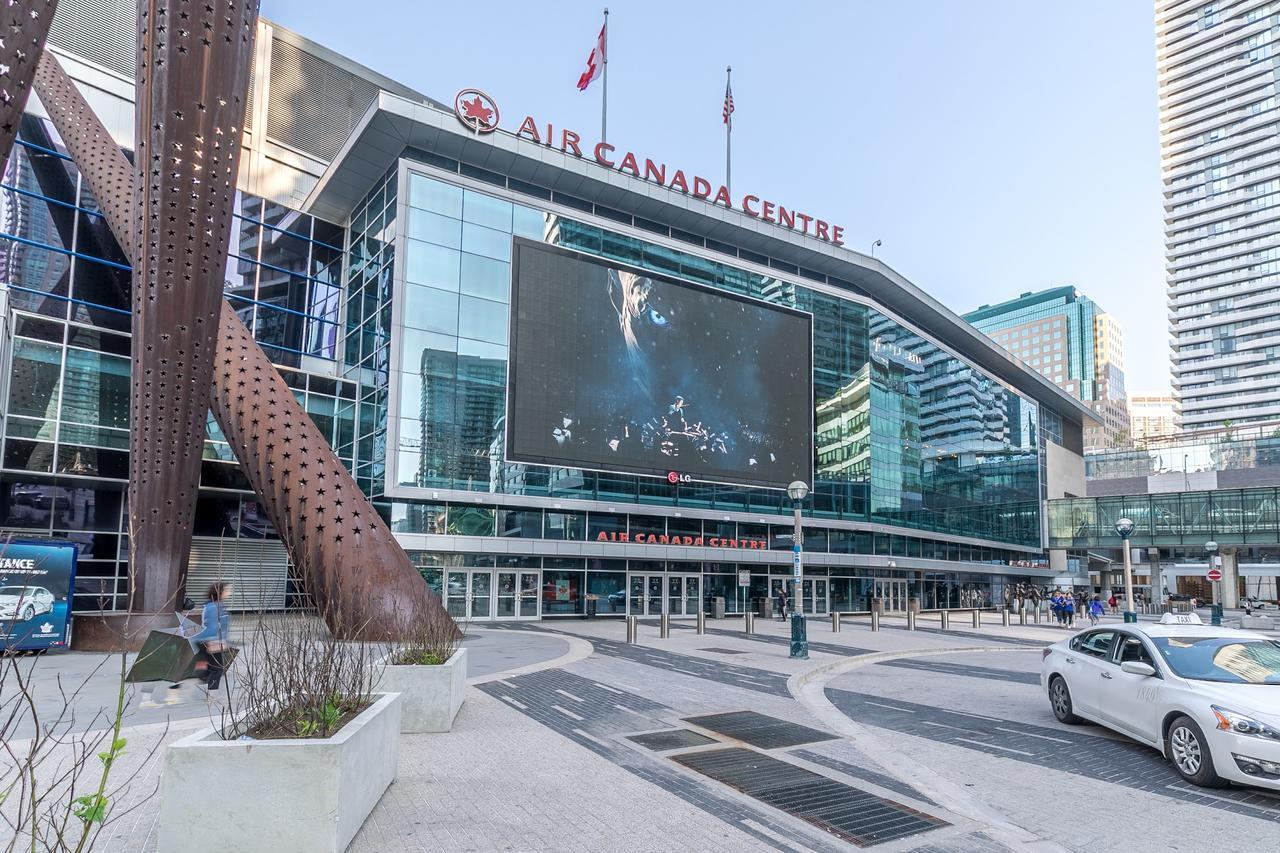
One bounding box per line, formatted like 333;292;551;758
1151;636;1280;684
0;587;29;596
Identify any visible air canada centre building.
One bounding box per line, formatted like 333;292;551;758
0;2;1095;620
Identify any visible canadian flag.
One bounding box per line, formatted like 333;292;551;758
576;23;606;91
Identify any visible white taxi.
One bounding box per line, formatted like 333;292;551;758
1041;613;1280;789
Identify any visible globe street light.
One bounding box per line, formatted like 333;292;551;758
787;480;810;660
1115;517;1137;624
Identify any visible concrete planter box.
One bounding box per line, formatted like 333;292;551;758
1241;614;1276;630
378;646;467;733
157;691;401;853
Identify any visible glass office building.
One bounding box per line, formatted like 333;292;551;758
0;4;1095;619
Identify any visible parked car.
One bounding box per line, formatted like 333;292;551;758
0;586;56;623
1041;613;1280;790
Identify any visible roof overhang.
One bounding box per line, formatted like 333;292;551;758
304;92;1100;429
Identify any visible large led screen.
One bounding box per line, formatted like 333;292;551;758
507;239;813;489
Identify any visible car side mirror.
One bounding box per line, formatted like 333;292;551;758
1121;661;1156;677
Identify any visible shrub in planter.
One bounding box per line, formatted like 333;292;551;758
379;608;467;733
157;608;399;853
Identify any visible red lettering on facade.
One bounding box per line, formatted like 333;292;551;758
777;205;796;229
618;532;630;543
695;537;705;546
795;211;813;234
644;159;666;184
742;195;760;217
709;538;720;547
516;116;540;144
762;201;775;223
815;220;830;240
669;170;689;193
658;534;670;545
713;185;731;207
619;151;641;176
692;176;711;198
594;142;615;167
831;225;845;246
545;124;553;146
562;129;582;157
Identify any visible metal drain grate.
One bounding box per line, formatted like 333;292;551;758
627;729;718;751
698;647;749;655
684;710;838;749
673;748;947;846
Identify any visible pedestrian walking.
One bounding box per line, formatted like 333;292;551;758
1108;594;1118;615
1088;596;1103;626
1063;595;1076;629
775;586;788;622
192;581;234;691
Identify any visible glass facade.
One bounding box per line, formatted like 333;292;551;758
385;169;1043;547
0;121;351;611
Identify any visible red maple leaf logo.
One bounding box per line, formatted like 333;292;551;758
461;95;494;126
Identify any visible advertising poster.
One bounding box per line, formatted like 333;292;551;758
507;239;814;489
0;540;77;652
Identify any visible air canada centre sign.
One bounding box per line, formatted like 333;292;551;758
453;89;846;247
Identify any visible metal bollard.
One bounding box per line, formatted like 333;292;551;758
625;615;638;644
696;611;706;635
830;611;841;633
940;609;949;630
1002;609;1011;627
744;612;755;635
1034;607;1041;624
871;610;881;631
1019;607;1027;626
906;611;916;631
660;613;670;638
972;608;981;628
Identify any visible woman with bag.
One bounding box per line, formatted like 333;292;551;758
192;582;234;691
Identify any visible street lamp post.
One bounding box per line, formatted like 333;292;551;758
1115;517;1137;624
787;480;809;660
1206;540;1222;626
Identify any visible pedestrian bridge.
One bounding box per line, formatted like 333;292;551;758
1047;485;1280;549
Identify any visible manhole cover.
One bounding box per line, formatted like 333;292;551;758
684;710;837;749
627;729;718;751
673;747;947;846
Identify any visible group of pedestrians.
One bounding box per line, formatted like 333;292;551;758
1048;589;1105;628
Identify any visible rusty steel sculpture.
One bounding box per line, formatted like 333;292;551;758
0;1;57;161
12;5;449;642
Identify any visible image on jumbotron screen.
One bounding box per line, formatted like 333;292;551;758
506;239;813;489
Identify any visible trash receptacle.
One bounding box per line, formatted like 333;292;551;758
758;597;774;619
711;596;725;619
585;596;598;619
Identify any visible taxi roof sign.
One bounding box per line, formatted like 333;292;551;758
1159;612;1203;625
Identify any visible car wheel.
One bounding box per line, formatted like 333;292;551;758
1049;676;1081;724
1167;715;1226;788
20;605;33;622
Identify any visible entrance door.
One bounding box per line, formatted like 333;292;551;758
443;570;494;620
496;571;540;620
875;580;907;611
628;574;664;616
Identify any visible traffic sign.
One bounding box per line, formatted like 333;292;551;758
1207;567;1223;582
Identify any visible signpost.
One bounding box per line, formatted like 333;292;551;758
1206;567;1222;582
0;540;78;652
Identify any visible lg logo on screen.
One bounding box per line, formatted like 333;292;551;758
667;471;692;485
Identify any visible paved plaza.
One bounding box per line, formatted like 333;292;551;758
8;612;1280;851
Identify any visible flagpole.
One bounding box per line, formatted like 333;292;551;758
725;65;732;196
601;8;609;144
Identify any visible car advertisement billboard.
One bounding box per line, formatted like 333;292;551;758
0;540;77;651
507;239;813;489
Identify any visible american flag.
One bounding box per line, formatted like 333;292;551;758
723;79;734;126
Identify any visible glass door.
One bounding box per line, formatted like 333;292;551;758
628;574;647;615
496;571;540;620
470;571;492;620
684;575;700;616
668;576;683;616
813;579;829;614
445;571;467;619
627;574;667;616
518;571;539;618
647;575;663;615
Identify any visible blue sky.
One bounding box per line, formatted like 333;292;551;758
262;0;1166;391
